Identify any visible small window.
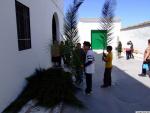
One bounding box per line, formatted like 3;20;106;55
15;1;31;51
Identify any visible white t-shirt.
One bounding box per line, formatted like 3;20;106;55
85;50;95;74
126;44;131;49
126;44;131;51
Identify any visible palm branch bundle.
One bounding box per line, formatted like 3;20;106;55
2;68;84;113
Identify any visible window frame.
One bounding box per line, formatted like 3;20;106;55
15;0;31;51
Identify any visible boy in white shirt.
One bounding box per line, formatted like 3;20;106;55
83;41;95;95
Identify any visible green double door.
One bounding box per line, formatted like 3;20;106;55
91;30;107;50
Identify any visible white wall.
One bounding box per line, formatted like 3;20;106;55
120;26;150;54
0;0;64;112
78;20;121;52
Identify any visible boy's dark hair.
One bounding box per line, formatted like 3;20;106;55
83;41;91;47
148;39;150;43
83;41;87;45
107;46;112;51
77;43;81;45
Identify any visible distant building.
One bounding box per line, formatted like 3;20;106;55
0;0;64;112
78;18;121;52
120;21;150;54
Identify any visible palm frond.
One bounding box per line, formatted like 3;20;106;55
99;0;116;47
63;0;84;67
64;0;84;43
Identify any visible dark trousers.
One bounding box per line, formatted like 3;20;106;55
126;51;130;60
85;73;92;93
75;67;83;84
130;51;134;58
58;56;61;66
52;56;61;66
61;55;66;65
103;68;112;86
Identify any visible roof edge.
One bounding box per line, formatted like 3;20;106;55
121;21;150;31
79;17;121;23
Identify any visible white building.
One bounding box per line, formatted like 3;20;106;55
120;21;150;54
0;0;64;112
78;18;121;53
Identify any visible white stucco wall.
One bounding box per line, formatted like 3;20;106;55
120;26;150;54
78;20;121;53
0;0;64;112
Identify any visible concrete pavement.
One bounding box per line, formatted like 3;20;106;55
62;53;150;113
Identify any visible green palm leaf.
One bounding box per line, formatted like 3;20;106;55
99;0;116;49
63;0;84;67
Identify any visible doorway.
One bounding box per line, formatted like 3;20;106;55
91;30;107;50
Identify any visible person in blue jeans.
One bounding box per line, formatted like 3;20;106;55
139;39;150;76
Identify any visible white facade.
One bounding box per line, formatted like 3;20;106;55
0;0;64;112
78;18;121;52
120;22;150;54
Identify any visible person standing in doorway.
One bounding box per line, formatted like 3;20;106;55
82;41;95;95
60;41;65;65
101;46;113;88
51;41;61;67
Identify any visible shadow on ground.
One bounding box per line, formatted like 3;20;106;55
62;53;150;113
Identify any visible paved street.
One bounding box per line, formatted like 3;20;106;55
62;53;150;113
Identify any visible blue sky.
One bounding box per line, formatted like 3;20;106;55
64;0;150;28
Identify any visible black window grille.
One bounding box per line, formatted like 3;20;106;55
15;1;31;51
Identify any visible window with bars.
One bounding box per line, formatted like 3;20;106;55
15;0;31;51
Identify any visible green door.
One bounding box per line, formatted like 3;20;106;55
91;30;107;50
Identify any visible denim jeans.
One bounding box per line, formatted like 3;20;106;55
142;60;150;74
